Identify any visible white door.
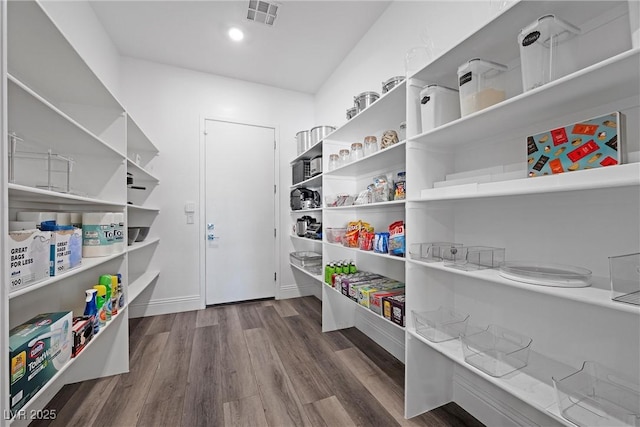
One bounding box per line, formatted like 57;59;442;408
204;119;276;305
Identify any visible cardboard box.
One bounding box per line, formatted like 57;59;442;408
72;316;94;357
370;288;405;315
8;230;51;293
9;312;73;412
50;228;82;276
527;112;622;177
383;294;406;326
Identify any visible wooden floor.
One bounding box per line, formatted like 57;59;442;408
33;297;484;427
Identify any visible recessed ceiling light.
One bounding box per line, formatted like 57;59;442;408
228;27;244;42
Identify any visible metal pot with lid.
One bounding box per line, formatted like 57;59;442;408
310;126;336;146
354;91;380;113
346;107;357;120
296;130;311;155
382;76;405;94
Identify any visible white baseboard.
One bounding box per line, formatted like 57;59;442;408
128;295;202;318
278;282;321;300
354;308;405;363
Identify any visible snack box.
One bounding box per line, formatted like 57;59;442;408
527;112;622;177
358;281;404;307
383;294;406;326
8;230;51;293
340;273;384;297
370;288;405;315
9;312;73;412
72;316;94;357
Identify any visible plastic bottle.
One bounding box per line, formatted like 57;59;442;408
349;260;357;274
84;289;99;334
99;275;112;321
117;273;125;309
325;263;335;285
111;275;118;316
93;285;107;327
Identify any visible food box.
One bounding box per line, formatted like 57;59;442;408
370;288;405;315
527;112;622;177
383;294;406;326
72;316;94;357
8;230;51;293
50;228;82;276
9;312;73;412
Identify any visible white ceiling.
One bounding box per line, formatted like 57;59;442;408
89;1;392;94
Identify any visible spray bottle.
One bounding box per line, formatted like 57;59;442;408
111;275;118;316
117;273;125;310
99;275;112;321
83;289;99;334
93;285;107;327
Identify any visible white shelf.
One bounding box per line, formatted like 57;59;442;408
126;204;160;213
289;263;323;282
325;242;406;262
126;159;159;183
128;270;160;302
290;207;322;214
127;114;159;155
414;163;640;202
324;141;407;178
291;140;323;164
9;252;126;300
8;76;125;159
8;183;125;207
8;306;128;425
407;329;575;427
407;259;640;316
126;237;160;254
290;234;322;243
291;173;322;189
329;80;407;142
410;49;639;148
324;199;406;211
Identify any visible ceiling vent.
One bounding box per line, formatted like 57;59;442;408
247;0;279;26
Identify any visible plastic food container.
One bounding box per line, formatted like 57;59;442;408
409;242;463;263
290;251;322;268
457;58;507;116
443;246;505;270
325;228;347;244
519;14;580;92
609;253;640;306
553;361;640;427
419;85;460;133
461;324;532;377
413;307;469;342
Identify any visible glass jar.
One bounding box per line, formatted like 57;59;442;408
328;154;339;171
350;143;364;162
399;122;407;141
363;136;378;156
339;149;350;166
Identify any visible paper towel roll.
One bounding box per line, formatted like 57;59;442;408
82;212;114;257
113;212;125;253
70;212;82;228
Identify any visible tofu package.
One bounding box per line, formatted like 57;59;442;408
8;230;51;293
9;312;73;413
527;112;623;177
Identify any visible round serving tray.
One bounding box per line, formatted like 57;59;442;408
499;261;592;288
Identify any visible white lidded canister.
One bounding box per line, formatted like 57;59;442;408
82;212;114;257
419;85;461;133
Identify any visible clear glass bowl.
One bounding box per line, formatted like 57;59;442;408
499;261;591;287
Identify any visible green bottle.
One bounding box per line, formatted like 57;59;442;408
99;274;112;321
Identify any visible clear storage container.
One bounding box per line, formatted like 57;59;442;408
413;307;470;342
350;142;364;162
409;242;463;263
325;228;347;244
363;136;378;156
461;324;532;377
290;251;322;268
457;58;507;116
609;253;640;306
328;154;339;171
443;246;505;270
419;85;460;133
553;361;640;427
519;14;580;92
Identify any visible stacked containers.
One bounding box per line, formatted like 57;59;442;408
519;15;580;92
419;85;460;133
457;58;507;117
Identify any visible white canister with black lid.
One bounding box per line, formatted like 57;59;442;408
419;85;461;133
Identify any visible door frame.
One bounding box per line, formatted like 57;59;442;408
198;116;280;308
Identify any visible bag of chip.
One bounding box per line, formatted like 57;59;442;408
388;220;405;257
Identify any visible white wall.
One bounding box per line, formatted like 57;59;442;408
314;0;494;127
120;57;315;316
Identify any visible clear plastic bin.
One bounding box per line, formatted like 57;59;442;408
457;58;507;116
413;307;469;342
290;251;322;268
519;14;580;92
419;85;460;133
609;253;640;306
409;242;463;262
553;361;640;427
443;246;505;270
461;324;532;377
326;228;347;244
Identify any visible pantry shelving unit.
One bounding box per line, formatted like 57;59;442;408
403;1;639;426
0;1;160;425
320;79;407;362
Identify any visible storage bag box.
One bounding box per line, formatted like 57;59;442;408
50;228;82;276
9;312;73;412
8;230;51;293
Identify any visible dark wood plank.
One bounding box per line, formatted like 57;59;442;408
93;332;169;427
223;394;269;427
181;325;223;427
257;306;333;404
29;382;81;427
137;310;197;427
196;306;218;328
128;315;154;355
45;376;118;427
287;296;354;351
429;402;486;427
303;396;357;427
271;298;299;317
144;313;176;335
244;328;311;427
236;301;264;330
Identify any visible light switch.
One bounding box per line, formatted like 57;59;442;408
186;213;194;224
185;202;196;213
